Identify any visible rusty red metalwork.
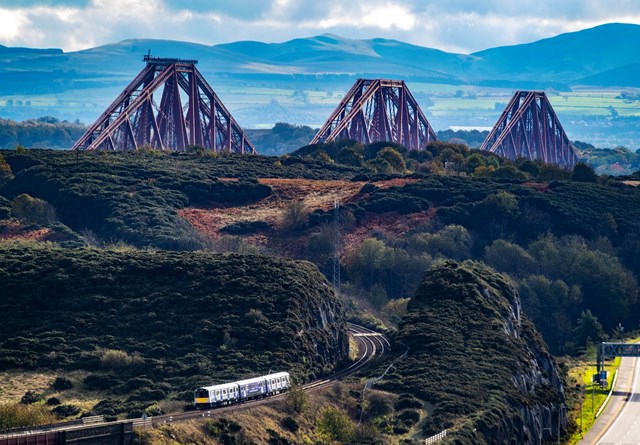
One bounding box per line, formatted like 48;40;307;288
0;432;59;445
480;91;578;168
311;79;437;150
73;56;256;153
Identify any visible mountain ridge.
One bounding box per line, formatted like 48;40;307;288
1;22;639;85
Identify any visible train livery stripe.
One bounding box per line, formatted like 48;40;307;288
195;398;209;404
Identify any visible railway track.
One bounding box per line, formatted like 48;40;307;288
0;322;389;437
147;322;389;425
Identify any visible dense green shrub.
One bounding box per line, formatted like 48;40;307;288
52;404;81;418
395;409;420;427
394;395;422;411
91;399;124;416
364;393;392;419
20;390;40;405
83;374;122;391
127;389;167;402
52;376;73;390
281;416;299;433
11;194;56;225
316;406;355;443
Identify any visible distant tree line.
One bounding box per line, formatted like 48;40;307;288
0;116;86;149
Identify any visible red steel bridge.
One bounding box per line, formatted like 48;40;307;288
311;78;437;151
72;56;256;154
480;91;578;168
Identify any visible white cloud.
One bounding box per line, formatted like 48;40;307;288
0;8;28;43
0;0;640;52
299;3;415;31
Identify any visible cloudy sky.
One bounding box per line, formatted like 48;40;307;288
1;0;640;53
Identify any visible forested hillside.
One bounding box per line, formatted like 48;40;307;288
0;117;85;149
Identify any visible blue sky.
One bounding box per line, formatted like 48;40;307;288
1;0;640;52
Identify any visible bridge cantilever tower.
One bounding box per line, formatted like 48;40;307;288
480;91;578;168
73;55;256;153
311;78;437;150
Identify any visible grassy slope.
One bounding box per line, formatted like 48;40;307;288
0;243;348;417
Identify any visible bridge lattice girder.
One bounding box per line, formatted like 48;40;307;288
311;79;437;150
72;57;256;153
480;91;577;168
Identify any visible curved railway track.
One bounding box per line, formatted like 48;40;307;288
148;322;389;425
0;322;389;437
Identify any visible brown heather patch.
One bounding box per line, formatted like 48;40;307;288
178;178;365;239
178;177;422;240
0;221;51;242
522;182;550;192
372;177;422;189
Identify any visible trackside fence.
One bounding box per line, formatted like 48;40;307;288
425;429;447;444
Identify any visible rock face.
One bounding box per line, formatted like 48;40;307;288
384;260;566;444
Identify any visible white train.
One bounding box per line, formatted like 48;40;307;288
194;371;291;408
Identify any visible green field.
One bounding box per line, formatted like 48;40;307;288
2;80;640;147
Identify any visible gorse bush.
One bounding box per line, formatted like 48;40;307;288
52;404;81;419
100;349;144;369
11;193;56;225
316;406;355;443
20;390;40;405
0;402;56;431
51;376;73;390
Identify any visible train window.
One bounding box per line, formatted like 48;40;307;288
195;389;208;398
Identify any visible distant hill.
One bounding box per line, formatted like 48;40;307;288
1;23;640;93
469;23;640;84
578;61;640;87
2;23;640;142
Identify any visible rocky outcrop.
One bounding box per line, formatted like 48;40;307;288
382;260;566;444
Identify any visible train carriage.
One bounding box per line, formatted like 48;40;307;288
235;376;267;400
263;371;290;394
194;381;239;408
194;371;290;409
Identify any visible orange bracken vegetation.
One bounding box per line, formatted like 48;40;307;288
178;177;421;240
0;221;51;242
178;178;435;251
